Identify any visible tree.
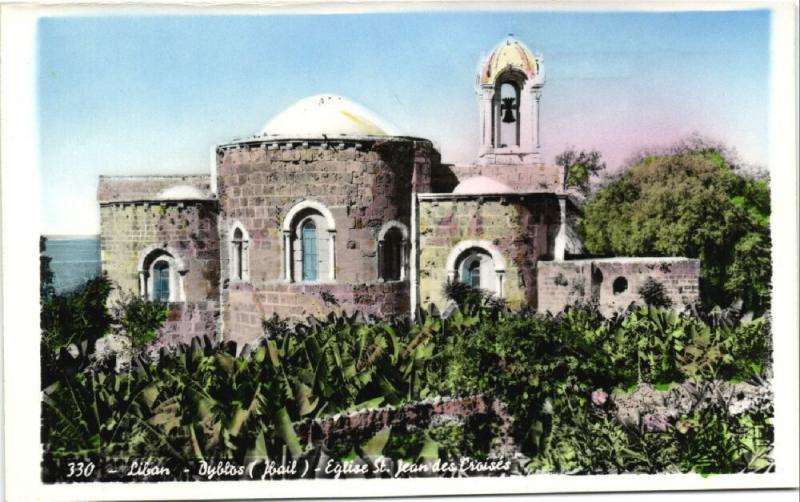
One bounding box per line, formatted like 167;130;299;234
580;142;771;313
557;148;606;196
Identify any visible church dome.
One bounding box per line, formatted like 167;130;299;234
453;176;514;195
259;94;398;138
479;37;540;85
156;185;209;200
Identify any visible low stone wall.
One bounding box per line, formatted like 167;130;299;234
222;281;410;345
593;381;773;432
296;394;517;458
537;258;701;316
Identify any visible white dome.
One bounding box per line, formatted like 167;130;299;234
453;176;514;195
156;185;209;200
260;94;399;138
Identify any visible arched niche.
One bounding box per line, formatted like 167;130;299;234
281;199;336;283
445;240;506;298
136;244;187;302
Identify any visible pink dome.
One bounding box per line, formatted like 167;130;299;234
452;176;514;195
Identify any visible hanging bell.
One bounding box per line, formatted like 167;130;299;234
501;97;516;123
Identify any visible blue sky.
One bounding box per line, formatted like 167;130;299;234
38;10;770;235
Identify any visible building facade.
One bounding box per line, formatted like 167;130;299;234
98;38;700;347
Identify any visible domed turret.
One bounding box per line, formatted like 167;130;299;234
259;94;398;139
477;36;546;165
479;37;541;86
453;176;514;195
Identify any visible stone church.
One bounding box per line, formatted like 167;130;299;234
97;37;700;346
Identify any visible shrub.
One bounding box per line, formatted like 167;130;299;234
110;290;169;347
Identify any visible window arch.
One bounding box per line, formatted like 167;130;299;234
493;70;525;149
301;220;318;281
230;222;250;282
378;221;409;282
137;245;187;302
282;200;336;283
152;260;171;303
445;240;506;298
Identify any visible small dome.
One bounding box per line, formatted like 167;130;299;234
480;37;539;85
260;94;398;138
453;176;514;195
156;185;209;200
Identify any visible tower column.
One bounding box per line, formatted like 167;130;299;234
532;88;542;150
283;231;292;282
479;85;494;154
555;196;567;261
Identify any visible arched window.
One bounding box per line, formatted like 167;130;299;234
458;250;494;290
468;260;481;288
446;240;506;298
282;200;336;283
302;220;318;282
152;260;170;303
378;222;409;282
497;80;520;148
230;223;250;282
137;246;187;303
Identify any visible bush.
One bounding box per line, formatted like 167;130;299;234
580;142;771;313
110;290;168;347
40;275;114;354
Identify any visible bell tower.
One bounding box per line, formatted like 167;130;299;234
477;36;545;165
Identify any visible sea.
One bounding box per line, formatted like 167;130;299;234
41;236;101;294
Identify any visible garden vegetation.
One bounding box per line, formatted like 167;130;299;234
41;276;773;479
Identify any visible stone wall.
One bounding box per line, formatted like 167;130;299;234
537;258;701;316
99;201;220;301
417;194;561;310
431;162;563;193
98;176;221;342
216;138;432;341
223;282;410;345
150;301;220;350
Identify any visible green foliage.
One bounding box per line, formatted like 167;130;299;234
557;148;606;196
40;275;114;353
527;394;773;475
580;143;771;313
110;290;169;347
41;299;773;476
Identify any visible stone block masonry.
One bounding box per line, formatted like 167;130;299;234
149;301;220;350
431;162;564;193
98;201;220;301
537;258;701;316
98;176;221;342
97;175;212;203
223;281;410;345
418;194;562;311
216;138;430;344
